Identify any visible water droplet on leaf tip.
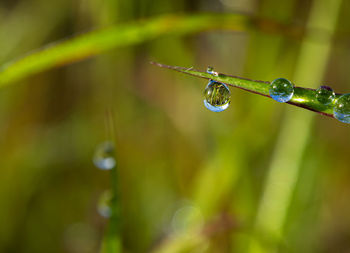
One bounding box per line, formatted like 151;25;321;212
93;141;116;170
269;78;294;103
334;93;350;123
203;80;231;112
316;85;335;105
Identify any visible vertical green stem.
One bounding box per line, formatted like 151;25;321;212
100;111;121;253
251;0;342;251
102;162;121;253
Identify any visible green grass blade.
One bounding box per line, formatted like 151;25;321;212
152;62;337;118
0;13;305;87
100;113;121;253
0;14;250;86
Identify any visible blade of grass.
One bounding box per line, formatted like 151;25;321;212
151;62;339;118
100;110;121;253
0;13;302;87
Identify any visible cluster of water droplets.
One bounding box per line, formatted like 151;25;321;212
267;77;350;124
93;141;117;217
203;67;231;112
203;67;350;123
314;85;350;124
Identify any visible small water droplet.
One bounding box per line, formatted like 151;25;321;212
316;86;335;105
269;78;294;103
334;93;350;123
203;80;231;112
93;141;116;170
97;190;112;218
206;66;218;76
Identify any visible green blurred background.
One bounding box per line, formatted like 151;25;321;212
1;0;350;252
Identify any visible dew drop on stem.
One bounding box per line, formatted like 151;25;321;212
334;93;350;123
316;86;335;105
206;66;218;76
93;141;116;170
269;78;294;103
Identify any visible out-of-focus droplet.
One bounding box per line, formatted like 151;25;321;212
93;141;116;170
334;93;350;123
203;80;231;112
97;190;112;218
269;78;294;103
171;204;203;234
316;85;335;105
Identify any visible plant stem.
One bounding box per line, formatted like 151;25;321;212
100;110;121;253
151;62;338;118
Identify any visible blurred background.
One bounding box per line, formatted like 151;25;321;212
1;0;350;252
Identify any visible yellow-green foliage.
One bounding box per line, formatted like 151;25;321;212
0;0;348;253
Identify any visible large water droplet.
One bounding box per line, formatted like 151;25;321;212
269;78;294;103
93;141;116;170
316;86;335;105
334;93;350;123
97;190;112;218
203;80;231;112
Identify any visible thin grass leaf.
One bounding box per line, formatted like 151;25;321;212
100;112;121;253
0;13;302;87
151;62;338;118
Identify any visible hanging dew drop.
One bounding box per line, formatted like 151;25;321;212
269;78;294;103
97;190;112;218
316;86;335;105
203;80;231;112
334;93;350;123
93;141;116;170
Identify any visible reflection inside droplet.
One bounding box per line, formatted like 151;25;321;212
203;80;231;112
269;77;294;103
